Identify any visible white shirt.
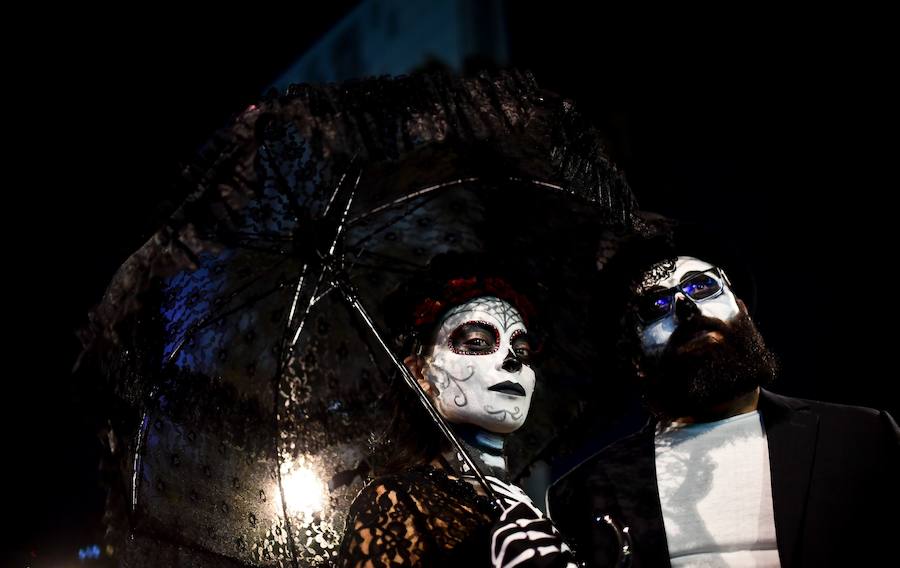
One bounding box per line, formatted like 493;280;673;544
655;411;780;567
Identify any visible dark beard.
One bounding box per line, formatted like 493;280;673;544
639;310;778;420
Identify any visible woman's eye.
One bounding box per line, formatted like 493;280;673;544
449;321;500;354
513;336;534;359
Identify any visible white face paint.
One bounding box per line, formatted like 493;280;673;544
423;296;536;434
638;256;740;356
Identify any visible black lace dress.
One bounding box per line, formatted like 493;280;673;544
338;464;499;567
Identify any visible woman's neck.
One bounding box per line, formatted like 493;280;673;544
438;423;509;480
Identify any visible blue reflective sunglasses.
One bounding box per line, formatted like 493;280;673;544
637;267;729;324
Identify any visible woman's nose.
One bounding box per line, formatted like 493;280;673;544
501;349;522;373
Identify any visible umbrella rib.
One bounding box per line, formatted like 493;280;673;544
346;187;448;251
165;257;293;363
285;169;359;348
196;229;293;243
321;171;346;218
345;176;596;251
347;177;478;224
165;280;287;363
225;242;291;256
344;247;425;271
321;156;357;218
131;410;152;512
310;285;334;306
327;170;361;258
191;232;294;256
286;263;309;327
346;261;421;276
289;269;328;347
284;269;341;344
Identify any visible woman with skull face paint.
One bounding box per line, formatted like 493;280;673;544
338;263;578;568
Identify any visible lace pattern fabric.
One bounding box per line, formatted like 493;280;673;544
338;464;497;567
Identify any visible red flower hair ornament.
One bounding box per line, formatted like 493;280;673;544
411;276;537;333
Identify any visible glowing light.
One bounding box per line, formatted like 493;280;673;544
78;544;102;560
281;464;326;516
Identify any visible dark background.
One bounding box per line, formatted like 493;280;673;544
10;4;895;565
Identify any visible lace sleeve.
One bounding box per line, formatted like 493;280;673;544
338;478;433;567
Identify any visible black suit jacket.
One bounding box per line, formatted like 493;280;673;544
547;390;900;567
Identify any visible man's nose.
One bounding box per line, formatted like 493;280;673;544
674;293;700;322
501;349;522;373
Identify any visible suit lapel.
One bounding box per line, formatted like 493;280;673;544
604;425;671;568
759;389;819;568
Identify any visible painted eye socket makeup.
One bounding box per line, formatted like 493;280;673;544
448;321;500;355
509;329;534;365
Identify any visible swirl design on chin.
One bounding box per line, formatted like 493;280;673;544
483;404;523;422
428;364;475;407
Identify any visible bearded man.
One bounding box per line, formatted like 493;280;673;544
548;253;900;568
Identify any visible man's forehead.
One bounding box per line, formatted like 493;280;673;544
440;296;525;332
645;256;716;289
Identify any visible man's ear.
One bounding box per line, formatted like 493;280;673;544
403;354;435;396
736;298;749;314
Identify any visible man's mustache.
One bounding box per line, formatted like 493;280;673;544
664;313;734;354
